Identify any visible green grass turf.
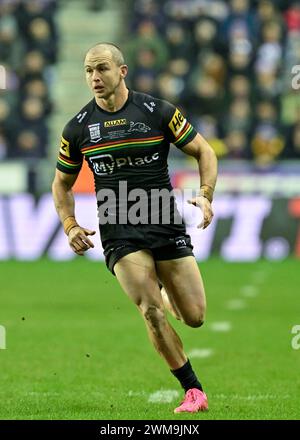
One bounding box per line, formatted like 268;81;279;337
0;258;299;420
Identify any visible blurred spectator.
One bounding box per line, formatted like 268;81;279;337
15;129;47;158
21;77;53;115
126;0;297;163
1;0;298;164
164;22;192;59
193;18;219;55
225;130;249;159
131;0;165;34
156;72;185;104
186;75;224;117
255;71;283;101
0;98;13;158
10;97;48;158
285;1;300;34
0;133;7;159
255;21;284;75
0;0;57;159
25;17;58;64
125;20;169;75
221;0;258;46
132;72;157;95
282;109;300;159
224;98;252;133
21;50;46;82
257;1;278;24
228;50;252;76
16;0;57;38
251;101;284;165
192;115;228;159
0;9;22;69
287;123;300;159
228;75;251;100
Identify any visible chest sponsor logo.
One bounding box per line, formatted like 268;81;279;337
169;108;186;137
89;152;159;175
88;123;102;143
128;121;151;133
104;119;127;128
60;136;70;157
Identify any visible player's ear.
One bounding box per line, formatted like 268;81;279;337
120;64;128;79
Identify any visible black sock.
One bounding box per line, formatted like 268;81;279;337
171;359;203;392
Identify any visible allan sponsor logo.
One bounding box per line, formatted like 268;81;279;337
60;136;70;157
169;108;186;137
104;119;127;128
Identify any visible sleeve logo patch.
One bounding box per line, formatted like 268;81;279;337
60;136;70;157
168;108;186;137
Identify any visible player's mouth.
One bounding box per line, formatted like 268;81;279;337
94;85;104;92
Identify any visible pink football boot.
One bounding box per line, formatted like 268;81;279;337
174;388;208;413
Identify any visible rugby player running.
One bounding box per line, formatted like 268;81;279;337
52;43;217;413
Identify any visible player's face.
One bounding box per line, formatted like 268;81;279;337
84;50;126;100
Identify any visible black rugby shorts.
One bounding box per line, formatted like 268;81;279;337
102;225;194;275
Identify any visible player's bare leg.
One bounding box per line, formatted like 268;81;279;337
160;285;182;321
114;251;207;413
155;256;208;412
114;250;187;369
155;256;206;328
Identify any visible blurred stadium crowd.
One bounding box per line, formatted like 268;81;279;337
0;0;300;166
125;0;300;164
0;0;58;159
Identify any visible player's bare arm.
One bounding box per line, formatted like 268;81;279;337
181;133;218;229
52;169;95;255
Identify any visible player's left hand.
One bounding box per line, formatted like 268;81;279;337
187;196;214;229
68;226;96;256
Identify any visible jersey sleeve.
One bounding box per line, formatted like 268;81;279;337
56;120;83;174
160;100;197;149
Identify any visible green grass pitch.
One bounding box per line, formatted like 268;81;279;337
0;258;299;420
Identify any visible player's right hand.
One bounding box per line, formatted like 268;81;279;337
68;226;96;256
187;195;214;229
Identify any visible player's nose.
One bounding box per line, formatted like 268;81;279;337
91;70;101;81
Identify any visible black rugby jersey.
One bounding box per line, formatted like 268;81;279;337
56;90;197;239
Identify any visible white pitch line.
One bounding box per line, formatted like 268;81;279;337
209;321;232;332
128;390;147;397
226;299;247;310
26;392;60;397
213;393;290;400
240;285;259;298
251;271;270;284
148;390;179;403
187;348;214;359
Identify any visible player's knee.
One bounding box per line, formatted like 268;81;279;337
185;316;204;328
184;307;205;328
142;304;166;331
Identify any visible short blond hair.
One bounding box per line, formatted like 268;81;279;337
86;42;125;66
